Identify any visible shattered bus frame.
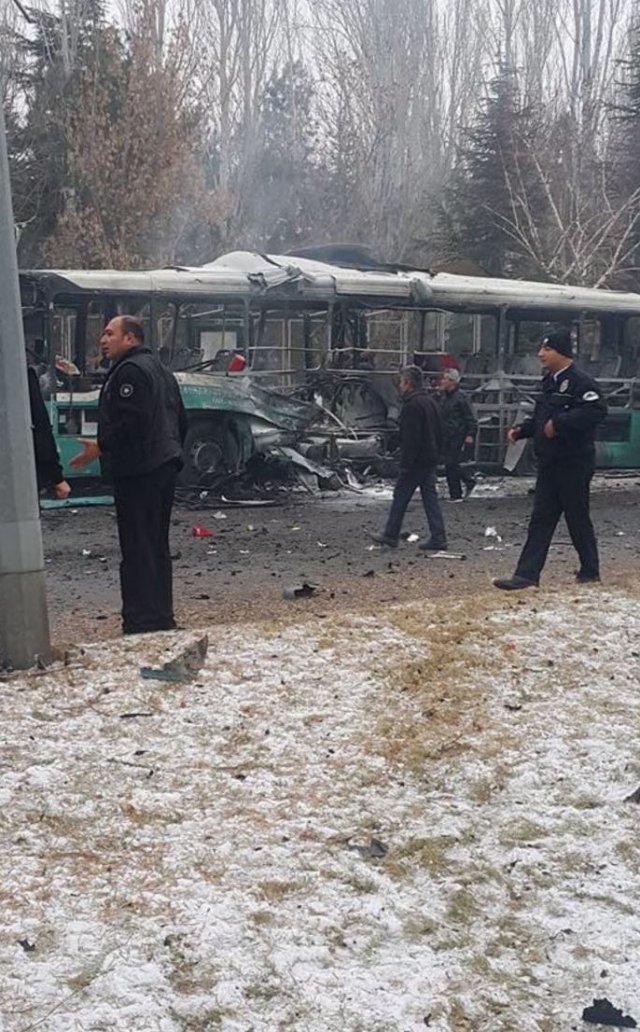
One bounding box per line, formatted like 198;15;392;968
19;250;640;484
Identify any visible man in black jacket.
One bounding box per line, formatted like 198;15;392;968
27;365;71;500
494;330;607;590
440;368;477;500
72;316;188;634
372;365;447;550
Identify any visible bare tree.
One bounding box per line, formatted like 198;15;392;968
311;0;490;262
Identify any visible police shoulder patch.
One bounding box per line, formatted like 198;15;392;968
582;390;599;402
559;379;569;393
119;383;134;399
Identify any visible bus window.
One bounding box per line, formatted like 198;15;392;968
366;310;408;369
622;318;640;378
171;302;247;371
155;302;177;364
85;300;107;372
51;307;78;363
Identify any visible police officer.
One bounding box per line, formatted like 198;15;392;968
72;316;187;634
493;329;607;590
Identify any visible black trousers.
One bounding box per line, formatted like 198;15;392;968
444;461;475;500
515;459;599;583
113;462;179;633
383;466;447;548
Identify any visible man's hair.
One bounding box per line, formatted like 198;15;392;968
120;315;145;344
400;365;423;389
443;368;460;384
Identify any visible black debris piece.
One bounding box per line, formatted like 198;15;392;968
624;785;640;803
18;939;36;953
582;998;637;1028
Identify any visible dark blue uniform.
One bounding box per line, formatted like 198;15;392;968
99;346;187;634
514;362;607;583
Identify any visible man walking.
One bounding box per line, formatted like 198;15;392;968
372;365;447;551
72;316;187;633
494;330;606;590
440;368;477;501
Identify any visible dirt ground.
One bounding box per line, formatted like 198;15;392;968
41;473;640;645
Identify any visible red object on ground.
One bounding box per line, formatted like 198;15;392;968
191;526;214;538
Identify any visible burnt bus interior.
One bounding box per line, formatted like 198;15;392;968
20;272;640;466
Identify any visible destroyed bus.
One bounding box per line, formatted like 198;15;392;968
19;249;640;486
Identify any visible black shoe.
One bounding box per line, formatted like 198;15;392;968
493;575;538;591
370;533;398;548
575;572;600;584
418;540;448;551
123;621;178;636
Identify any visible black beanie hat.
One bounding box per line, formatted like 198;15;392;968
542;330;573;358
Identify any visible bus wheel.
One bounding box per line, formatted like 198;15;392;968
180;421;236;486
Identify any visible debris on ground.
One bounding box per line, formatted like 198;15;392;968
582;998;638;1027
282;582;317;600
140;636;209;683
191;526;214;538
624;785;640;803
423;550;467;560
484;526;503;549
347;838;389;860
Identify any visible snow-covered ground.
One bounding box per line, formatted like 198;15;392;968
2;586;640;1032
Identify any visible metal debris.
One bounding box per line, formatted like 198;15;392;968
140;636;209;684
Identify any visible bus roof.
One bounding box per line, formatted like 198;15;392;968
20;250;640;315
429;272;640;316
20;251;432;304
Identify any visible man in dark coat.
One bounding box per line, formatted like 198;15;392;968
72;316;188;634
372;365;447;550
27;365;71;500
440;368;477;500
494;330;607;590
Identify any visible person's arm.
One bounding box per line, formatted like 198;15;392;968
27;367;70;496
461;395;477;444
399;401;423;470
175;382;188;443
508;414;535;443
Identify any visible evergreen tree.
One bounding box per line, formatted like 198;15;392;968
445;65;544;278
245;60;323;252
9;1;107;264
